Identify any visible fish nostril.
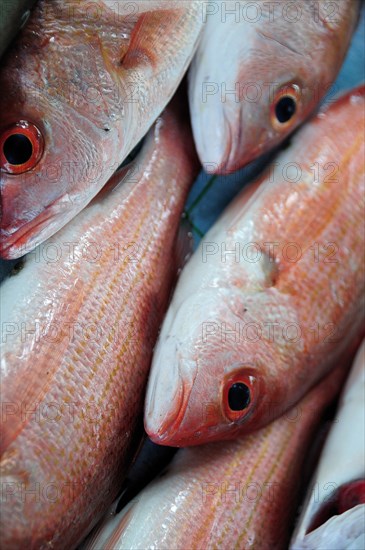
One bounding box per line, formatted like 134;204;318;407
3;134;33;165
228;382;251;411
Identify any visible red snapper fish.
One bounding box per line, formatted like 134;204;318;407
0;102;199;549
291;341;365;549
189;0;359;172
83;362;349;550
145;85;365;447
0;0;203;259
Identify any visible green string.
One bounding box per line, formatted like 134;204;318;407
188;220;204;238
183;174;218;238
186;174;218;216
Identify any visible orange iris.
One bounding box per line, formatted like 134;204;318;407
222;370;257;423
270;84;301;131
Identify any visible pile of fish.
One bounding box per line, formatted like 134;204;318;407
0;1;364;549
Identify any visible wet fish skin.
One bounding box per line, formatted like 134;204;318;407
0;102;199;549
80;438;177;549
189;0;360;173
290;341;365;549
0;0;203;259
145;85;365;447
83;361;349;550
0;0;36;58
290;505;365;550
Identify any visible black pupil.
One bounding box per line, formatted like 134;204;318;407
228;383;251;411
275;96;296;123
3;133;33;165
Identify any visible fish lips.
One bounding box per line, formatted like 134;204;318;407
144;335;197;446
0;188;85;259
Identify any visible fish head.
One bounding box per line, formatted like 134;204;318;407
190;54;324;173
0;4;134;259
0;29;124;259
188;5;352;174
145;288;285;446
0;93;119;259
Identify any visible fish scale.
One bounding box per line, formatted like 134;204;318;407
0;103;199;549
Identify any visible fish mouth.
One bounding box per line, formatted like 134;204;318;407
0;193;79;259
144;343;197;446
200;114;268;174
145;378;192;446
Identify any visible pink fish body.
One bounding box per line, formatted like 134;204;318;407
0;103;198;548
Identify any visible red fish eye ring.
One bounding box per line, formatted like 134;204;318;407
0;121;44;174
222;371;258;423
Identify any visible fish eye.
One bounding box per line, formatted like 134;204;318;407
275;96;296;123
228;382;251;411
271;85;300;130
222;371;257;423
0;121;44;174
